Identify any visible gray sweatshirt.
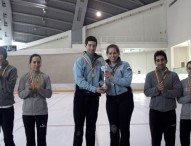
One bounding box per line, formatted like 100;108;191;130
177;77;191;119
18;71;52;115
144;68;182;112
0;60;17;106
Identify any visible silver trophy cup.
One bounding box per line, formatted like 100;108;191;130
101;65;109;90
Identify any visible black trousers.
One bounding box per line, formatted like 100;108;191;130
106;91;134;146
0;106;15;146
180;119;191;146
149;109;176;146
73;93;99;146
22;115;48;146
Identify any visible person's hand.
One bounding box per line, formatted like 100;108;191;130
26;81;33;90
157;82;164;92
96;87;106;94
35;83;41;89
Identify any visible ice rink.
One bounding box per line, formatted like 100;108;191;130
0;92;182;146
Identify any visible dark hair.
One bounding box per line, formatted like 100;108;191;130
187;61;191;68
85;36;97;46
106;44;120;55
29;54;41;64
154;50;167;61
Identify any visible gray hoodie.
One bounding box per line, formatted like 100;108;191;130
177;77;191;119
18;71;52;115
144;68;182;112
0;60;17;106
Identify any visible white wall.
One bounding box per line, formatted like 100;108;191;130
87;2;166;44
167;0;191;47
25;37;70;50
20;31;71;50
8;53;81;84
122;50;172;74
173;46;189;68
123;51;155;74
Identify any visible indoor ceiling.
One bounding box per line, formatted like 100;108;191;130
11;0;159;43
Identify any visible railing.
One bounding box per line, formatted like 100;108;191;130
100;35;167;44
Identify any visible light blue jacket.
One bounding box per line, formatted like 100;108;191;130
106;58;132;96
73;52;103;93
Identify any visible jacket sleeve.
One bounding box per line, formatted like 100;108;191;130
37;76;52;98
18;75;32;99
110;63;132;87
1;67;17;94
162;73;182;99
177;95;191;104
177;80;191;104
144;72;160;97
73;60;97;93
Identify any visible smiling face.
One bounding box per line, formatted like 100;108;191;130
107;47;120;64
30;56;41;72
155;55;167;70
85;41;97;57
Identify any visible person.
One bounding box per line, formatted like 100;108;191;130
177;61;191;146
18;54;52;146
144;50;182;146
73;36;106;146
104;44;134;146
0;47;17;146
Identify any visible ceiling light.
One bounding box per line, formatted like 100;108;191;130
42;8;46;13
96;11;102;17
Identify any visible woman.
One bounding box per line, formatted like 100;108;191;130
178;61;191;146
18;54;52;146
104;44;134;146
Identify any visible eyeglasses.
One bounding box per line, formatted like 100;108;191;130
187;67;191;70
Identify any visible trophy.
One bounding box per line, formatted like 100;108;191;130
101;65;109;90
97;54;109;90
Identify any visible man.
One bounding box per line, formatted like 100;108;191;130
0;47;17;146
73;36;105;146
144;50;182;146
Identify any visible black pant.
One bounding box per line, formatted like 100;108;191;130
23;115;48;146
73;93;99;146
106;91;134;146
180;119;191;146
0;106;15;146
149;109;176;146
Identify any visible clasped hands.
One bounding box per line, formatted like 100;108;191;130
157;81;165;93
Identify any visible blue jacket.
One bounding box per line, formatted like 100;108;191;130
73;52;103;93
105;58;132;96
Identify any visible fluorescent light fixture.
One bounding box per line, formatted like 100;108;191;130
123;48;143;53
